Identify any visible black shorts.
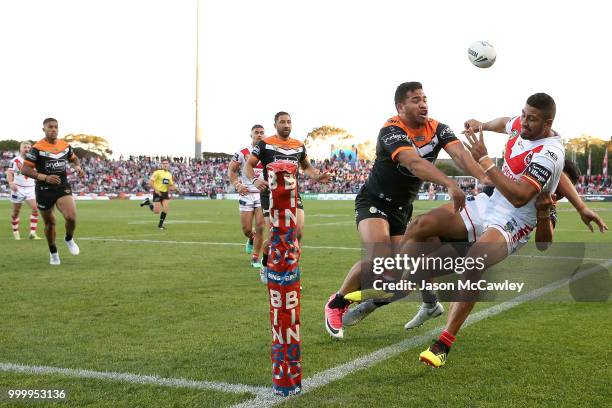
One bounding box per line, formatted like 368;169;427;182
36;186;72;211
153;191;170;202
261;192;304;218
355;187;413;236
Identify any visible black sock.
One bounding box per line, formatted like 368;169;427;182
149;204;154;211
328;292;350;309
421;289;438;305
65;234;73;242
49;244;58;254
248;235;254;245
158;212;167;227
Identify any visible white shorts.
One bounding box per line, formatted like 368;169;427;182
460;193;532;255
238;192;261;212
9;187;36;204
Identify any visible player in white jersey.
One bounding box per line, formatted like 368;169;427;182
228;125;265;268
417;93;602;367
6;142;41;240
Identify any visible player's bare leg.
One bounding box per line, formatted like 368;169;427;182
56;195;79;256
25;198;41;239
40;208;60;265
260;215;271;283
419;228;508;367
11;202;22;240
241;210;255;254
326;218;396;338
400;204;469;329
158;199;169;229
251;208;265;267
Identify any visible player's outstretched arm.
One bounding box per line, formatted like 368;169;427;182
444;141;488;183
396;149;465;212
464;126;539;207
556;172;608;232
463;117;511;135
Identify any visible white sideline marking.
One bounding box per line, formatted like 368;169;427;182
230;260;612;408
0;362;269;396
79;237;610;262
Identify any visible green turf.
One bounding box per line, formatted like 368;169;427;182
0;200;610;407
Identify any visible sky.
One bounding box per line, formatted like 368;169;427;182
1;0;611;159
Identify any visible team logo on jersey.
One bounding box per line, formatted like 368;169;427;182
511;129;519;137
163;178;169;185
523;151;533;166
382;132;409;146
44;160;66;172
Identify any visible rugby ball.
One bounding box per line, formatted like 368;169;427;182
468;41;496;68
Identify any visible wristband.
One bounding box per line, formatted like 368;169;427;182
483;163;496;173
478;155;490;164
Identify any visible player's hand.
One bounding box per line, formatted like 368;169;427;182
236;183;249;195
253;178;268;191
9;183;18;192
448;185;466;212
578;206;608;233
316;172;331;183
535;192;556;212
75;166;86;178
46;174;61;185
462;119;483;134
463;125;489;162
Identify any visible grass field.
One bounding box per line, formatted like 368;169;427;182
0;199;610;407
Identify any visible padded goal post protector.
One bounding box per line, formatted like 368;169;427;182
266;162;302;396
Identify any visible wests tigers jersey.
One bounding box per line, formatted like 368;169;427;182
364;115;460;205
24;139;75;189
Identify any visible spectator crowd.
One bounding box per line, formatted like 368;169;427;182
1;151;610;196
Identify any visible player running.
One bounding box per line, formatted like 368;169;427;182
140;159;177;230
228;124;266;268
244;111;331;282
7;142;41;240
324;82;489;339
21;118;85;265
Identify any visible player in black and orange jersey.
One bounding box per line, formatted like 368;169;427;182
244;112;331;282
324;82;489;339
21;118;86;266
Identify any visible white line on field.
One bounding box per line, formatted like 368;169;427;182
0;362;269;396
79;237;611;262
229;259;612;408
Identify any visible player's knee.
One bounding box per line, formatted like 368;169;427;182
242;225;252;237
254;221;265;235
407;215;437;239
64;213;76;224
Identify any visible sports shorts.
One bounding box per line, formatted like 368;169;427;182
10;186;36;204
35;186;73;211
354;187;413;236
153;191;170;202
239;192;262;212
460;193;532;255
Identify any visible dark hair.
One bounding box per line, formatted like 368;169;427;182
563;159;580;185
526;93;556;120
394;82;423;105
274;111;290;123
251;124;264;131
43;117;58;125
